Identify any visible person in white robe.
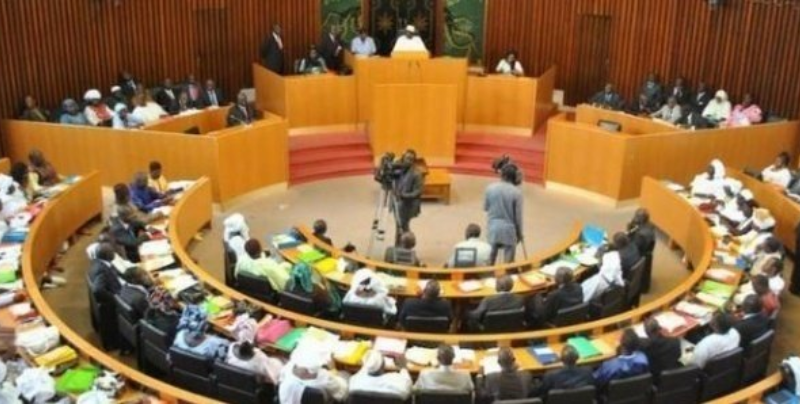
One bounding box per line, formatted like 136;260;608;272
349;350;412;400
392;25;428;53
690;159;727;198
278;348;348;404
582;249;625;303
342;268;397;315
223;213;250;259
702;90;732;125
762;152;793;189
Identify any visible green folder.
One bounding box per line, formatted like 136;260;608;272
0;268;17;284
56;365;100;394
274;328;308;352
567;337;601;359
700;280;736;298
297;249;327;264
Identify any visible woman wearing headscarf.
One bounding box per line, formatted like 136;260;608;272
348;350;412;400
343;268;397;315
223;213;250;259
18;96;50;122
28;150;60;188
285;262;341;316
726;93;763;127
278;347;348;404
690;159;727;198
702;90;732;126
582;247;625;303
58;98;89;125
83;89;114;127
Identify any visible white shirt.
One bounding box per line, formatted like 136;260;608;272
651;104;683;124
582;251;625;303
132;103;167;124
112;113;145;130
762;166;792;189
349;369;412;400
495;59;524;76
447;238;492;267
351;36;377;56
278;363;348;404
690;329;740;368
225;346;283;384
392;35;428;53
414;366;474;393
343;290;397;315
703;100;732;122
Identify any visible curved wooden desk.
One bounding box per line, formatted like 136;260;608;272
171;177;714;354
0;157;10;174
21;172;219;404
708;372;783;404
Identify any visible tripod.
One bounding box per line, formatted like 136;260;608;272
367;181;402;258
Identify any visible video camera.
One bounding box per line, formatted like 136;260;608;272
492;154;524;186
374;152;407;191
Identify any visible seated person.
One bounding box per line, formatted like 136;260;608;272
680;107;710;130
278;348;348;404
18;95;50;122
752;275;780;318
467;275;524;330
692;81;713;111
106;85;128;109
172;329;230;359
113;183;162;225
235;239;291;291
476;347;531;402
734;295;771;349
384;232;421;266
129;172;171;214
59;98;89;125
109;208;150;263
627;93;658;116
175;90;200;115
593;329;649;389
10;162;35;200
349;350;412;401
414;344;474;394
285;262;341;316
495;50;525;76
627;208;656;255
83;89;114;127
761;257;786;296
148;161;170;194
582;247;624;303
200;79;225;108
223;213;250;259
111;103;145;130
641;319;681;377
702;90;732;126
748;237;783;277
687;313;740;368
312;219;333;246
762;152;793;189
446;223;492;268
392;25;428;53
88;243;123;304
590;83;624;110
227;92;256;127
719;194;755;237
225;341;284;385
397;280;453;328
350;29;377;57
726;93;763;127
131;91;168;124
343;268;397;315
650;96;683;124
298;46;328;75
531;345;594;398
640;72;664;108
119;267;153;319
0;174;29;218
613;232;641;278
27;152;58;189
529;267;584;326
156;78;180;114
668;76;691;106
144;287;181;341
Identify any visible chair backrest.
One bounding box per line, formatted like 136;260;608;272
237;271;277;303
279;291;317;315
390;248;417;266
415;390;473;404
138;320;171;375
625;257;647;307
546;385;596;404
453;247;478;268
482;307;526;333
493;397;543;404
223;242;237;287
741;330;775;386
114;294;138;322
114;295;138;348
213;360;267;403
348;391;408;404
403;316;450;333
342;303;385;328
606;373;653;404
701;347;744;401
169;347;214;396
592;285;626;319
551;302;589;327
652;365;701;404
140;320;171;349
300;387;327;404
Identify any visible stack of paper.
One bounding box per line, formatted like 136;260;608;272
480;356;502;374
666;182;685;192
273;234;301;249
333;341;371;365
139;239;175;272
675;301;714;319
520;273;547;288
405;347;437;367
161;274;198;295
375;273;407;292
705;268;737;284
373;337;407;357
541;260;580;277
298;327;340;356
453;347;476;365
700;280;737;299
458;280;483;293
696;292;728;308
655;312;687;333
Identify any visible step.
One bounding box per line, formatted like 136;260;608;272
455;149;546;165
291;147;374;165
457;133;547;152
289;133;369;151
290;161;375;180
290;169;374;186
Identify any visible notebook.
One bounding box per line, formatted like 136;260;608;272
528;346;559;365
373;337;407;357
699;280;737;298
566;337;601;359
273;328;308;352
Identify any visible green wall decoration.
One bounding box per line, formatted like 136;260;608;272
322;0;363;44
444;0;485;63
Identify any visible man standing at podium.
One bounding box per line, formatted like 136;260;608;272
392;25;428;54
320;25;344;72
261;24;285;74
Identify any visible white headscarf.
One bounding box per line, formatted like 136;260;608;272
349;268;387;296
361;350;384;375
710;159;726;180
83;89;102;101
223;213;249;242
723;178;743;195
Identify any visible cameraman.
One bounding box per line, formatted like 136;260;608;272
394;150;424;245
484;163;524;264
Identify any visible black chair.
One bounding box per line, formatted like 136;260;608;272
114;295;139;352
415;390;473;404
546;385;595;404
605;373;653;404
652;365;701;404
403;316;450;333
348;391;409;404
741;330;775;386
641;240;656;294
139;320;171;377
550;302;589;327
237;271;277;303
494;397;543;404
700;347;744;401
342;303;385;328
86;274;119;351
86;274;99;332
589;285;626;319
169;347;215;396
625;258;646;308
223;243;237;287
213;360;274;404
482;308;526;333
279;291;317;316
300;387;327;404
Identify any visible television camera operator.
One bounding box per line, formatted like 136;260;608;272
375;150;425;246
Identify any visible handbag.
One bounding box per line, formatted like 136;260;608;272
256;319;292;345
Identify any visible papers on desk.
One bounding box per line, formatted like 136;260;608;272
375;273;407;292
333;341;371;365
480;356;502;375
168;181;194;192
159;271;198;295
151;206;173;217
520;273;548;288
298;327;340;357
483;275;518;291
405;347;437;367
566;337;602;359
296;244;314;254
699;280;737;298
373;337;407;357
705;268;737;284
273;234;301;249
541;259;580;277
695;292;728;309
139;239;175;272
654;311;688;334
453;347;476;365
665;182;686;192
528;346;559;366
457;280;483;293
675;301;714;320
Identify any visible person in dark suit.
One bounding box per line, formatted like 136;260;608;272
118;70;138;98
639;72;664;108
669;77;692;106
679;107;710;130
182;74;204;109
260;24;286;75
394;150;424;245
384;232;421;266
627;93;658;116
692;81;713;112
319;25;344;72
792;222;800;297
156;78;181;115
641;318;681;377
110;209;149;263
312;219;333;246
734;294;771;348
613;232;642;279
628;209;656;257
468;275;524;330
226;92;256;127
531;345;594;397
120;267;153;319
89;243;123;350
200;79;224;108
476;347;532;403
529;267;584;326
398;280;453;328
590;83;625;110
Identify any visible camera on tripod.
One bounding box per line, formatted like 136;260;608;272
374;152;407;191
492;154;524;186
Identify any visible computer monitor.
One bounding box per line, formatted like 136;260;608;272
597;120;622;133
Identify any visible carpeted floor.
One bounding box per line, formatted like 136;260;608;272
43;175;798;371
